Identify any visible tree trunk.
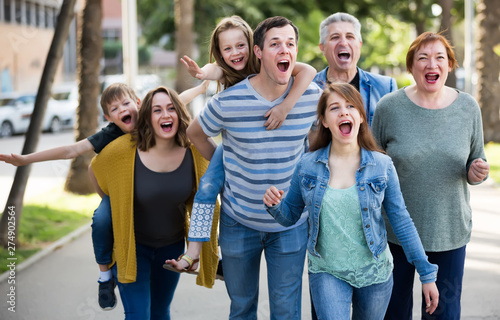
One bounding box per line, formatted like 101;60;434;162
64;0;102;194
174;0;195;96
414;0;426;36
476;0;500;143
0;0;77;247
439;0;456;88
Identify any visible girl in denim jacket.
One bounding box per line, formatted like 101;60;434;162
264;83;439;320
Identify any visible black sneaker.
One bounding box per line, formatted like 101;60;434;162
98;278;117;310
216;260;224;281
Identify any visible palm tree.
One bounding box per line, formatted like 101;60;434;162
174;0;195;94
64;0;102;194
476;0;500;143
439;0;456;88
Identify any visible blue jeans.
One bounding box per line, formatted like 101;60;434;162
194;143;224;204
384;243;466;320
309;272;393;320
91;195;113;265
188;144;224;241
219;211;307;320
111;240;184;320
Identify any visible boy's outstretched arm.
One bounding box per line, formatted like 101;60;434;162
181;55;223;81
264;62;316;130
179;80;210;106
0;139;94;167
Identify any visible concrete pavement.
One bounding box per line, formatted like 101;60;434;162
0;176;499;319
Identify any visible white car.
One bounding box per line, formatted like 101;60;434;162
0;92;75;138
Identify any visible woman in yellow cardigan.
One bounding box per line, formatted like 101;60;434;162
90;86;219;319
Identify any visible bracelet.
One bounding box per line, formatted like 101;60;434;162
180;254;194;267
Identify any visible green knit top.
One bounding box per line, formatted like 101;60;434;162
308;185;393;288
372;88;487;252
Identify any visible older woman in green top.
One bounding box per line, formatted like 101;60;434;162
372;32;490;320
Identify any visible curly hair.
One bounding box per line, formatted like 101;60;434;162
133;86;191;151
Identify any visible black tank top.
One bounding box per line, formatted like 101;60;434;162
133;148;194;248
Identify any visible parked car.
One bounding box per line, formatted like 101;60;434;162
0;92;75;138
52;82;107;126
0;92;31;137
51;83;79;124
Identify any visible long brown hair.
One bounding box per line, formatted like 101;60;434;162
133;86;191;151
309;83;384;154
209;16;260;92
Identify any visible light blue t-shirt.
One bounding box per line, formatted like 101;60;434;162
308;185;393;288
198;76;322;232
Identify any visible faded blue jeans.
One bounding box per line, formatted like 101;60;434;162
219;211;308;320
188;144;224;242
91;195;113;265
309;272;393;320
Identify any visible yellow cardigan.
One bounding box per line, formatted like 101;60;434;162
91;134;220;288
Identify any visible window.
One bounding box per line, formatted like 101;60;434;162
14;0;21;24
4;0;11;22
52;6;57;28
26;1;33;26
44;4;50;28
35;3;43;27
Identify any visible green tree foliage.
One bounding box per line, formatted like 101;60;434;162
136;0;467;76
137;0;317;64
103;40;151;65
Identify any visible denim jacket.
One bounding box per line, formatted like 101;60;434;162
266;143;438;283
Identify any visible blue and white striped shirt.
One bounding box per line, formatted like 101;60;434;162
198;76;322;232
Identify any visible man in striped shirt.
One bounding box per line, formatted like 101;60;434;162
187;16;322;319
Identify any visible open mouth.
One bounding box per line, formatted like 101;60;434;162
277;60;290;72
160;122;173;132
121;115;132;124
339;120;352;136
425;73;439;82
232;57;244;64
338;51;351;61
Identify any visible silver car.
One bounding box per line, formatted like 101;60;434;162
0;92;75;137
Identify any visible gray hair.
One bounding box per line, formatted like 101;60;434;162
319;12;362;45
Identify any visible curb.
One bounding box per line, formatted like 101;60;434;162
0;223;91;283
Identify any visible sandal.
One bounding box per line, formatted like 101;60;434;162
163;254;199;275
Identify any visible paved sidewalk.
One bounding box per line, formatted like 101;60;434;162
0;178;499;319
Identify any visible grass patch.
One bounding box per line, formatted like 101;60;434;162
485;142;500;184
0;189;100;273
